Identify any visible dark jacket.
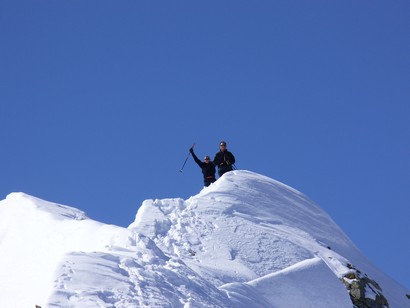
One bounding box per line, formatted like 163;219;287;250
213;150;235;176
191;150;216;186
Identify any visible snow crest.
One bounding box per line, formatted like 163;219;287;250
0;171;408;307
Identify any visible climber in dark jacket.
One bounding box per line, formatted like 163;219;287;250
190;147;216;187
213;140;236;177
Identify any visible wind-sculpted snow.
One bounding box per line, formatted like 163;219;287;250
220;258;353;308
0;171;408;307
47;236;231;307
129;171;354;285
0;193;230;307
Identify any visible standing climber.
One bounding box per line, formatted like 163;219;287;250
190;146;216;187
213;141;236;177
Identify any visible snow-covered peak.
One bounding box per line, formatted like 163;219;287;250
129;171;355;281
129;170;408;307
0;192;136;307
0;171;408;307
195;170;354;253
2;192;88;221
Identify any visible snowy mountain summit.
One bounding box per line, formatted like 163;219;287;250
0;171;408;307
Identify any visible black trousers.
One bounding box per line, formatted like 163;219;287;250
218;166;233;177
204;178;216;187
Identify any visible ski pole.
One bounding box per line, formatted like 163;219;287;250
180;143;195;173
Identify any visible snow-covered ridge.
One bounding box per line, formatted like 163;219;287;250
0;171;408;307
3;192;87;220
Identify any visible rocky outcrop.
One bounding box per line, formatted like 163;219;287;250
342;264;389;308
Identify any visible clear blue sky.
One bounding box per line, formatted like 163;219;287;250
1;1;409;289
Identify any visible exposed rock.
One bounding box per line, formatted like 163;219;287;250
342;264;389;308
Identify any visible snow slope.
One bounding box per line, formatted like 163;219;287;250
0;170;408;307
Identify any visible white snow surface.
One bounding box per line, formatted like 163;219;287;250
0;170;408;307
